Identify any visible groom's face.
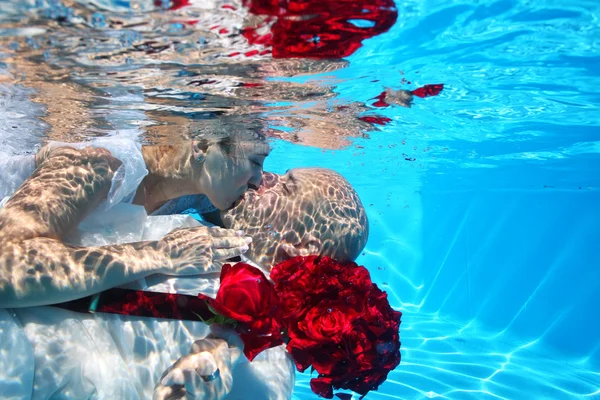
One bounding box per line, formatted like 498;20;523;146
221;168;368;268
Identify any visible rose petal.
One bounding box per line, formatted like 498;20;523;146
411;84;444;98
311;377;334;399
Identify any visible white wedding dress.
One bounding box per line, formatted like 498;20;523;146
0;137;295;400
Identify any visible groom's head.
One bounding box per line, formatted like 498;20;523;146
221;168;369;268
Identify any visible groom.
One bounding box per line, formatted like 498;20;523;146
154;167;369;399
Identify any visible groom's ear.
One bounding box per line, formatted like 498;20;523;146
275;235;322;261
303;238;321;255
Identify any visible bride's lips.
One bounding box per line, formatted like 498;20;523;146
229;173;281;209
232;193;246;208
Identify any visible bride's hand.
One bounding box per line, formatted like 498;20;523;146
159;226;252;275
153;325;245;400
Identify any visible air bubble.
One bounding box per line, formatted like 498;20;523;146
25;37;39;49
91;12;106;28
120;31;141;47
169;23;184;33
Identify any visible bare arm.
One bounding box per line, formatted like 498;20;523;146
0;225;250;308
0;237;168;308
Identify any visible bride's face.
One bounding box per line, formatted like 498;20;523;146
221;168;369;268
199;141;271;210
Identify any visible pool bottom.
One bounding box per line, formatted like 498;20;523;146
292;311;599;399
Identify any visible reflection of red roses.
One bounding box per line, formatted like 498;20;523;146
412;83;444;98
243;0;398;59
358;116;392;125
198;263;284;361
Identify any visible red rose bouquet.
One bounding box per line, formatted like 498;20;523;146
199;256;402;399
57;256;400;398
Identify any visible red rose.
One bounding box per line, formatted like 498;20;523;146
278;289;308;321
198;263;284;361
271;255;314;289
367;284;402;330
310;342;348;376
341;263;373;293
287;340;315;372
297;302;355;343
273;256;372;301
337;318;400;395
310;260;347;296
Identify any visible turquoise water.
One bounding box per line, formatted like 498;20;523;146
269;2;600;398
2;0;600;399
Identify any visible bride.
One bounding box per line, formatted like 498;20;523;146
0;136;368;399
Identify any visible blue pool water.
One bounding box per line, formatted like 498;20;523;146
1;0;600;399
269;2;600;398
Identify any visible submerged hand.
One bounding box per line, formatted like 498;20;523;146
153;325;245;400
160;226;252;275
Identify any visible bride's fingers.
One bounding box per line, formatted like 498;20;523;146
162;351;225;399
190;351;219;377
160;365;186;387
190;338;222;354
188;351;229;400
153;383;186;400
161;351;214;385
209;324;245;363
191;340;231;369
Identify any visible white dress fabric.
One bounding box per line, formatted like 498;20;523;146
0;138;295;400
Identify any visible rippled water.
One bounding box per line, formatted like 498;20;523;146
2;0;600;399
294;311;600;399
0;0;383;151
